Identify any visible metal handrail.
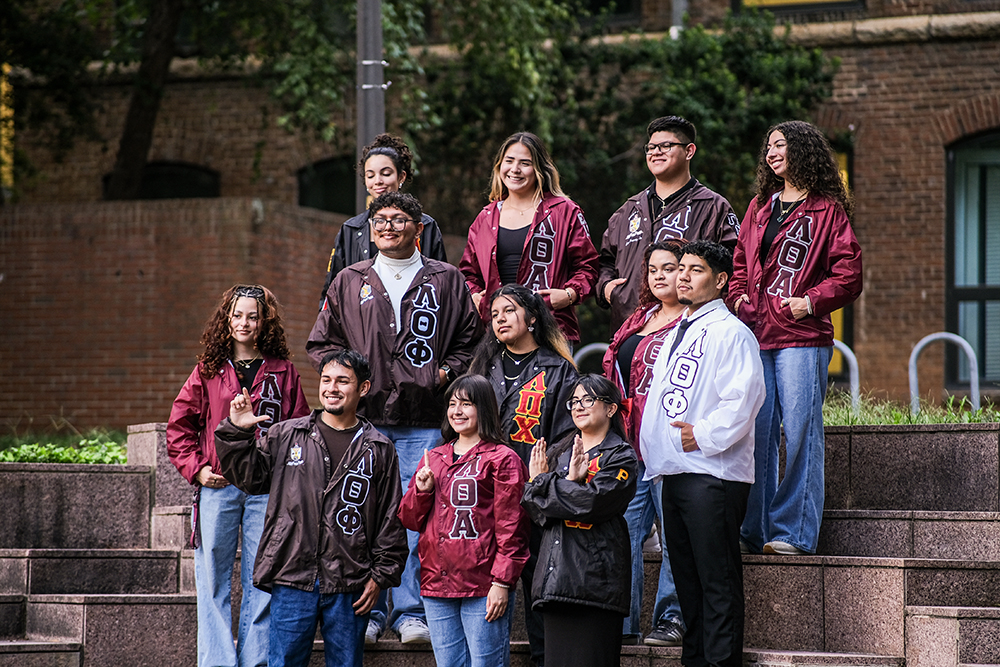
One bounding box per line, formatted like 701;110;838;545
573;342;609;368
832;340;860;417
908;332;980;415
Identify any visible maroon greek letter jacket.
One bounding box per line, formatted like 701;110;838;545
727;192;863;349
398;439;530;596
459;194;599;343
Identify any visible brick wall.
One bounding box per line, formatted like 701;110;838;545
0;199;346;430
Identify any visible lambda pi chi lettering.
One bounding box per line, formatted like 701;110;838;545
510;372;547;446
403;283;440;368
522;214;556;291
256;373;282;437
448;455;482;540
563;455;630;530
767;215;814;299
336;449;374;535
661;329;708;420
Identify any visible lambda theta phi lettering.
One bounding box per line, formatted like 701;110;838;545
449;455;482;539
767;215;814;299
521;215;556;292
256;373;282;437
336;449;374;536
510;372;546;446
654;206;692;242
662;329;708;419
403;283;440;367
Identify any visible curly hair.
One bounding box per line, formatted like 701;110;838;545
754;120;853;218
358;133;414;187
198;284;291;379
368;191;423;223
488;132;567;202
637;239;688;308
469;284;575;376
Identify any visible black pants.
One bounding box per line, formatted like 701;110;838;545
521;523;546;666
543;602;622;667
661;473;750;667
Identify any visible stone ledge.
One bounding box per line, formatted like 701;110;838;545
785;11;1000;47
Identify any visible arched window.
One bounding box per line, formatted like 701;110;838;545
298;156;356;216
102;162;220;199
947;131;1000;385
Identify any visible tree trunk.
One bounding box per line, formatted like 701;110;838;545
103;0;185;200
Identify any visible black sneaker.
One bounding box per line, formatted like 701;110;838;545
643;618;684;646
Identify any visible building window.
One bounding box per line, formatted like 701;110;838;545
101;162;220;199
947;131;1000;385
298;157;356;216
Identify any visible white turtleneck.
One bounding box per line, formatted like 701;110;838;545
373;249;424;332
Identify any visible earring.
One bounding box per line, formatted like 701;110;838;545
528;326;534;332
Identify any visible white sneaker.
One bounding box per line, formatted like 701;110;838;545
397;617;431;644
365;619;381;645
642;524;662;556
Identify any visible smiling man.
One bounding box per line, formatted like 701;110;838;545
598;116;739;335
307;191;481;644
214;350;407;667
640;241;765;667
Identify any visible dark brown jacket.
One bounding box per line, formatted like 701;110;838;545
307;257;482;427
215;412;407;594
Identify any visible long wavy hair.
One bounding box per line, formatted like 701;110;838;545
547;374;627;465
637;238;688;309
469;284;575;376
358;133;414;188
754;120;853;219
198;284;291;379
440;374;506;446
488;131;567;202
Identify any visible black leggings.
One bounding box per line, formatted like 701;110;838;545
542;602;622;667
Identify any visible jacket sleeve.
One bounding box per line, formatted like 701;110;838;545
726;201;757;314
690;328;766;458
459;211;489;296
396;478;434;533
715;200;740;253
562;203;599;304
213;417;275;495
306;276;349;372
319;226;348;310
284;366;312;420
548;365;580;446
420;216;448;263
521;444;637;526
805;205;863;318
370;445;409;590
166;367;210;485
440;271;484;376
596;205;625;308
490;453;531;586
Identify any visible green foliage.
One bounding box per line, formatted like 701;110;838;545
823;392;1000;426
0;430;127;464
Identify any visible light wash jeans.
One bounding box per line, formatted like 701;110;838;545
424;594;516;667
371;425;439;631
623;460;682;638
269;583;368;667
194;484;270;667
741;346;832;554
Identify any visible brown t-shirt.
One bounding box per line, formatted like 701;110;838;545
315;418;359;468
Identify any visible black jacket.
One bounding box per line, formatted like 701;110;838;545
521;430;637;615
214;412;408;595
319;212;447;309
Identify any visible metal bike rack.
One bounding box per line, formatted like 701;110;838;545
573;342;609;368
832;340;860;417
908;332;980;415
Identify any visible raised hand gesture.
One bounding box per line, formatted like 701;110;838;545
414;449;435;493
529;438;549;478
566;434;589;483
229;388;272;431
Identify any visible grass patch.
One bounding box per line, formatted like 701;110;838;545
0;429;127;464
824;392;1000;426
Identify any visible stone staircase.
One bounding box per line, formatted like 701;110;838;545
0;422;996;665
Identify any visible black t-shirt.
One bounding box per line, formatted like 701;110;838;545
502;349;538;389
316;418;358;469
497;224;531;285
760;199;803;265
648;178;696;222
616;333;645;395
235;359;263;394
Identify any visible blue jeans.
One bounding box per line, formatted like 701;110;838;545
742;346;831;554
623;460;681;638
269;583;368;667
194;484;270;667
371;425;439;631
424;594;516;667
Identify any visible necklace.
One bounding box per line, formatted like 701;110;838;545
234;354;260;369
777;192;807;221
504;198;540;216
503;348;535;366
390;254;422;280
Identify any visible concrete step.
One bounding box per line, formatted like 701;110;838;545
0;639;80;667
360;640;682;666
25;594;195;666
744;555;1000;656
0;550;181;596
818;510;1000;559
906;606;1000;667
744;650;904;666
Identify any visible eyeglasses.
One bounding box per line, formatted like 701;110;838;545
566;395;612;411
644;141;690;155
234;285;265;299
370;216;413;231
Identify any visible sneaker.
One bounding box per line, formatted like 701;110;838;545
642;524;662;556
622;634;641;646
365;619;381;645
763;540;808;555
643;618;684;646
397;617;431;644
740;539;752;554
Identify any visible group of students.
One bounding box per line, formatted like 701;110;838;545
166;114;862;667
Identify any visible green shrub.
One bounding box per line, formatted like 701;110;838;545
0;431;127;464
823;392;1000;426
